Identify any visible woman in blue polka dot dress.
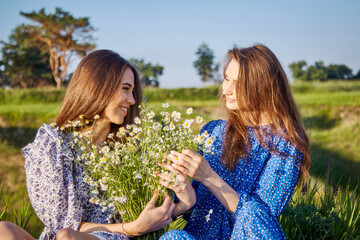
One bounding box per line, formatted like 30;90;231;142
158;44;310;240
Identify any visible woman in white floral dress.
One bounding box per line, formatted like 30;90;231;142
0;50;175;240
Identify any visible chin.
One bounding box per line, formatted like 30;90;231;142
111;118;124;125
226;103;238;111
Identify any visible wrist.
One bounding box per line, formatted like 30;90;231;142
121;221;141;237
173;200;193;218
202;169;217;187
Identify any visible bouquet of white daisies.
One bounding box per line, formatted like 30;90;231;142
53;100;214;239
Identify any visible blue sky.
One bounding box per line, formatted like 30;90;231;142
1;0;359;88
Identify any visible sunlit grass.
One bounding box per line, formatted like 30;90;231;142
294;91;360;106
0;81;359;238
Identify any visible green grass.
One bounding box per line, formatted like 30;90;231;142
0;80;360;238
0;103;59;128
291;80;360;93
294;91;360;106
279;178;360;239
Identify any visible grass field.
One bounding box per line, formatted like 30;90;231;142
0;80;359;238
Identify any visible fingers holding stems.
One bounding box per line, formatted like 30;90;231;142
165;149;213;183
134;190;175;235
156;162;188;193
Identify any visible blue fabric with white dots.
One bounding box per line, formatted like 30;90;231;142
161;119;302;240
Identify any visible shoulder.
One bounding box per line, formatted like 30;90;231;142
22;124;74;167
23;123;64;150
269;129;304;164
200;119;226;135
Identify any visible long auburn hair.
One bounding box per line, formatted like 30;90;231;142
56;49;142;135
221;44;310;184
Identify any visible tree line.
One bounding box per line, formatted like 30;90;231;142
0;8;358;89
289;60;360;81
0;8;164;89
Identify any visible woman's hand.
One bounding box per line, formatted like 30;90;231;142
157;161;196;215
127;191;175;236
168;149;214;184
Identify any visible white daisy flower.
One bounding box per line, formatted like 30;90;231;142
102;177;109;184
134;173;142;179
91;189;99;195
186;107;193;115
147;111;155;119
116;196;128;203
183;119;193;129
162;103;170;108
100;157;108;164
195;116;203;124
134;117;141;124
102;146;110;153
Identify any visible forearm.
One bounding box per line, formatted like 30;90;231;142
79;221;141;236
202;170;239;214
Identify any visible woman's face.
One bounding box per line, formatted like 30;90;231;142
222;59;239;110
103;67;135;125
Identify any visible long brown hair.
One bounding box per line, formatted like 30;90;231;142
221;44;310;184
56;49;142;135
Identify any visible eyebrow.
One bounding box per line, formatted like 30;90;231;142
122;83;133;87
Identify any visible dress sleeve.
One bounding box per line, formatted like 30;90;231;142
22;124;84;235
232;137;302;221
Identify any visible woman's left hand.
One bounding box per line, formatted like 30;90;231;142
168;149;214;184
157;162;196;212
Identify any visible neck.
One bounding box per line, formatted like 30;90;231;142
91;118;111;145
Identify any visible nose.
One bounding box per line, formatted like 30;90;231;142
128;93;135;105
222;81;233;96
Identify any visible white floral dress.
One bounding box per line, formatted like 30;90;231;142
23;124;128;240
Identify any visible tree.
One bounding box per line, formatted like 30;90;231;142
307;61;327;81
194;43;215;82
325;64;353;80
337;64;353;79
353;69;360;79
307;66;327;81
129;58;164;87
0;25;53;88
0;60;9;88
289;61;308;81
212;62;223;84
20;8;96;88
325;64;339;79
290;60;354;81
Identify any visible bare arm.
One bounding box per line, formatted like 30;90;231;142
168;149;239;214
79;192;175;237
201;168;239;214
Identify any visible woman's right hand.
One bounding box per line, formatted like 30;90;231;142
125;191;175;236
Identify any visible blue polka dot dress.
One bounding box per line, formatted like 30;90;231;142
161;120;303;240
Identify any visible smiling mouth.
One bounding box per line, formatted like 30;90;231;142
120;106;128;114
226;98;236;103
